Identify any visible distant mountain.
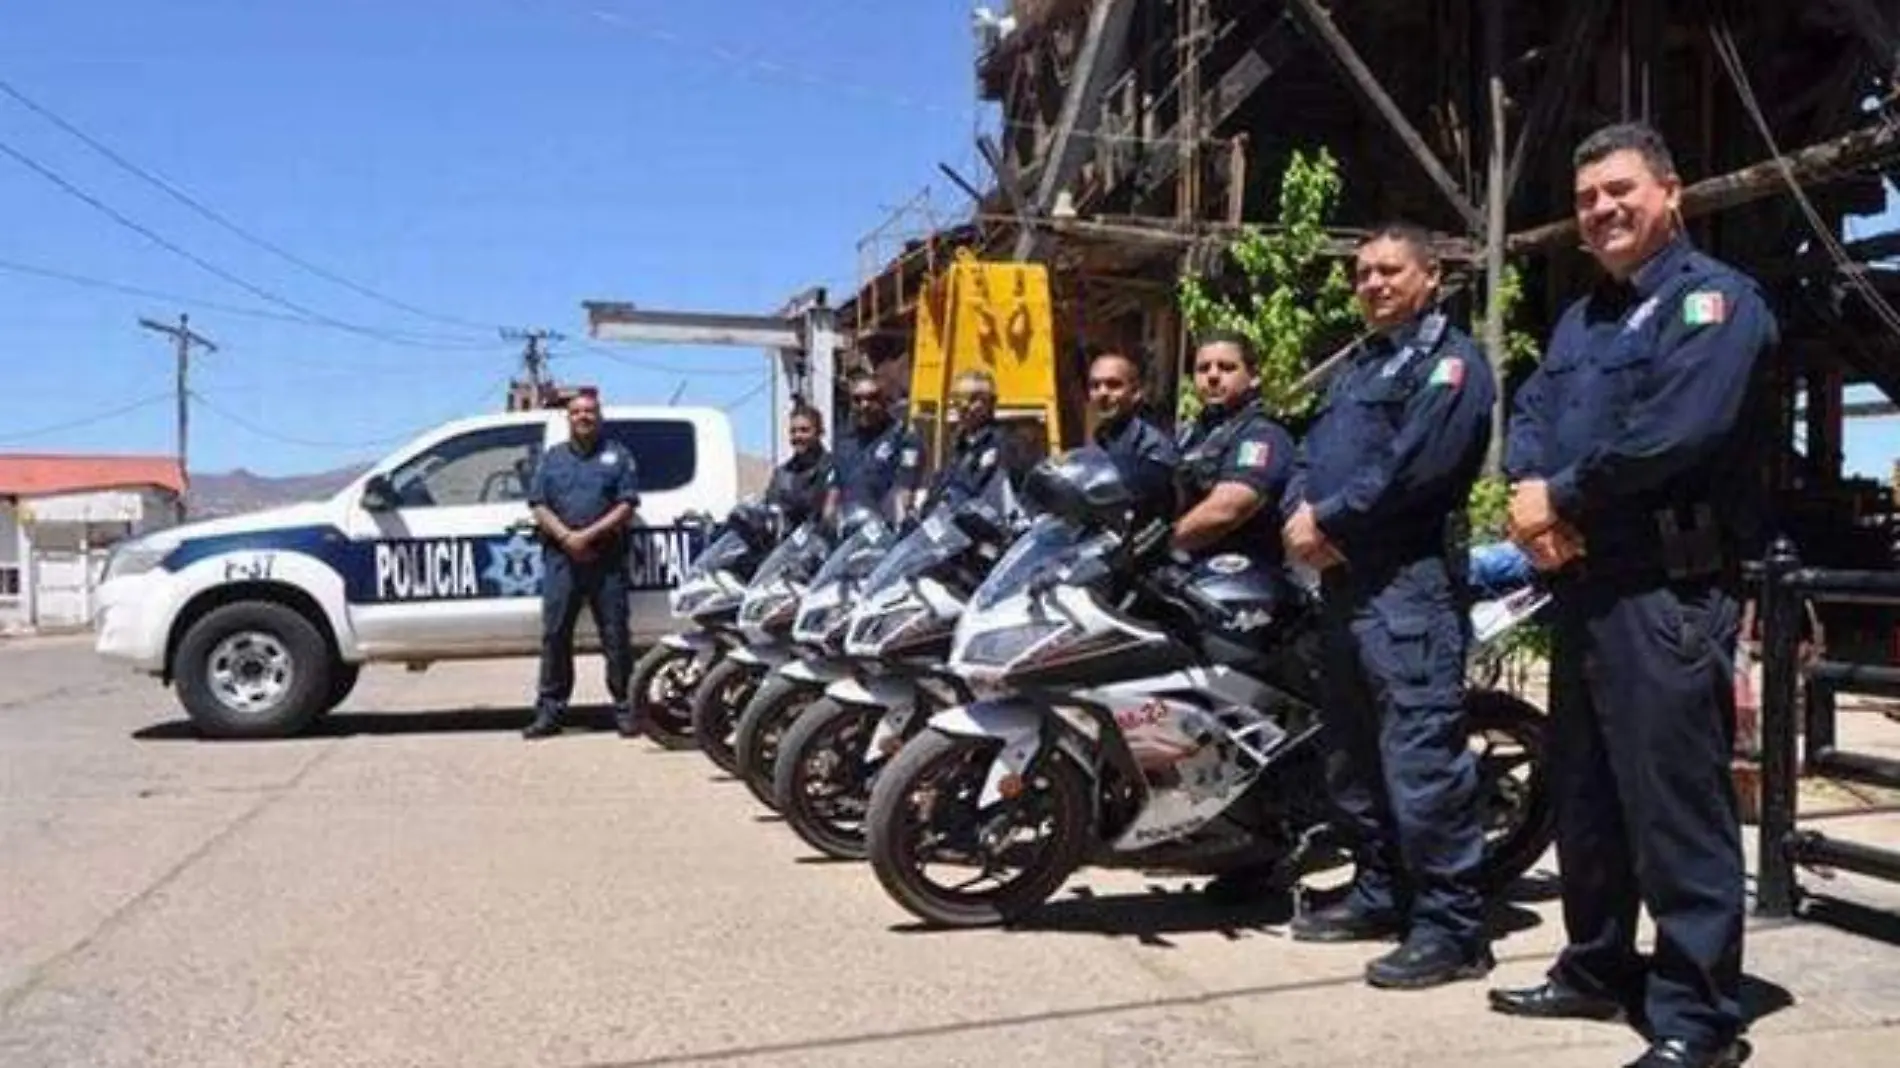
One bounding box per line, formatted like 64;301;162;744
186;463;371;518
187;453;776;519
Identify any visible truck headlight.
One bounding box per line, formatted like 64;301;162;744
104;537;173;581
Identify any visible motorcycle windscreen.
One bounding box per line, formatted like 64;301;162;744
749;521;829;588
680;528;752;582
860;510;971;602
808;516;893;589
968;515;1116;611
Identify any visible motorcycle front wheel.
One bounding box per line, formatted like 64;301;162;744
773;697;883;860
629;643;702;751
733;675;822;810
865;727;1092;929
690;659;759;776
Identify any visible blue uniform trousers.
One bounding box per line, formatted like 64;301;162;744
1546;578;1745;1048
1319;555;1488;950
537;550;633;717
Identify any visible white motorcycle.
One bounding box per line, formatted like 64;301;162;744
771;477;1028;859
863;448;1555;929
730;507;896;809
630;500;781;750
689;516;833;775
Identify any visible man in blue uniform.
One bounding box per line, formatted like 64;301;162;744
523;389;642;740
1172;330;1295;565
763;403;833;527
1282;222;1497;989
1490;122;1773;1068
824;372;923;528
1086;347;1178;467
919;369;1010;514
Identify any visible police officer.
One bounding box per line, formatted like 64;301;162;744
919;368;1010;514
1490;122;1771;1068
523;389;642;740
1281;222;1497;989
824;371;924;528
1085;347;1178;468
1172;330;1294;564
763;403;833;527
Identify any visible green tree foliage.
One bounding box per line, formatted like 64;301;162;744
1176;148;1359;421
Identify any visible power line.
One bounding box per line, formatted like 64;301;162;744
720;375;772;411
0;256;501;353
0;392;172;444
0;135;486;350
0;76;502;336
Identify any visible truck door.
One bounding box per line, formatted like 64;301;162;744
595;416;711;635
343;419;552;658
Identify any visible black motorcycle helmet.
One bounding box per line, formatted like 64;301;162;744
723;499;781;551
1021;445;1177;539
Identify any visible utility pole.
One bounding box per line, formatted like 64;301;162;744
138;313;216;523
503;327;564;410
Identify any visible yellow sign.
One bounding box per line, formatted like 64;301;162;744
907;249;1064;470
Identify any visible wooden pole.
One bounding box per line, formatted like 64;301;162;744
1482;0;1508;475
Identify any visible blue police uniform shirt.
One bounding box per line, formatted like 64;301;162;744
922;423;1005;513
1093;412;1180;466
1290;311;1495;559
827;418;923;517
765;446;832;527
1504;234;1777;562
528;437;641;553
1176;396;1295;564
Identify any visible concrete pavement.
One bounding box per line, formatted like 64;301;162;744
2;635;1897;1067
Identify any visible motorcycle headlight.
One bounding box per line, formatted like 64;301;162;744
844;604;927;656
792;582;848;644
740;581;798;630
959;620;1073;670
104;536;174;581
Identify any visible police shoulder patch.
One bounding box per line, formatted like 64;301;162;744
1683;290;1727;326
1235;440;1271;469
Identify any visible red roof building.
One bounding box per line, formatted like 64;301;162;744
0;454;185;498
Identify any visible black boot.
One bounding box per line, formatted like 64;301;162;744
1488;979;1629;1022
522;710;563;739
613;704;643;738
1364;933;1495;990
1288;900;1405;943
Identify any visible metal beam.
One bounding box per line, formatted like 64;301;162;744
582;303;799;349
1012;0;1140;260
1286;0;1485;232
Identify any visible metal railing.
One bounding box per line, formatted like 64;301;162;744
1756;535;1900;917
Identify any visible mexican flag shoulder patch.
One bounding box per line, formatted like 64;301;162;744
1235;440;1271;469
1427;356;1465;389
1683;290;1728;326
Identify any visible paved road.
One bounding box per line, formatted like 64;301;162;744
3;636;1898;1067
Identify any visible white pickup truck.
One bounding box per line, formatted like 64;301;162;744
93;405;736;738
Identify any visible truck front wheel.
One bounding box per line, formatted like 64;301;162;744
174;601;334;739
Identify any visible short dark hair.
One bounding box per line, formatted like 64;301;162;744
1358;221;1440;272
788;403;824;432
1087;345;1147;380
1193;328;1259;367
1573;121;1677;180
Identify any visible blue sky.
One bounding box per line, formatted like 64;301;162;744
0;0;987;475
3;0;1898;484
